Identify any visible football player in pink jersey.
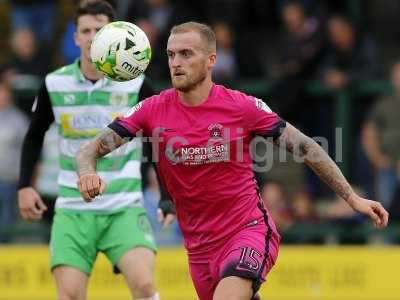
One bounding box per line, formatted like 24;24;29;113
75;22;389;300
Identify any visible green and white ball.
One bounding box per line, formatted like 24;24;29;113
90;21;151;81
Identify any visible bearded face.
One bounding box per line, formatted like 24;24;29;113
167;32;215;92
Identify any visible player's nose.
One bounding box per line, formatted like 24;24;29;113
88;30;98;42
170;56;182;68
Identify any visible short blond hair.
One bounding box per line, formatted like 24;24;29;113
170;21;216;53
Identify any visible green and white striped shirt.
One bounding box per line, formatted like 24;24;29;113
46;60;146;212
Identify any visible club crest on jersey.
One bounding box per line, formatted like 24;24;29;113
208;123;223;140
64;94;76;104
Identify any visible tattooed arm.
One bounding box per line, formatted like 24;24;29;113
76;128;128;201
274;122;389;229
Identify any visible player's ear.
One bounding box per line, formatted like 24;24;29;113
208;53;217;68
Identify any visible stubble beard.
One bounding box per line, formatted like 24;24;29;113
172;69;207;93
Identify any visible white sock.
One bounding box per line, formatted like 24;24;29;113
137;292;160;300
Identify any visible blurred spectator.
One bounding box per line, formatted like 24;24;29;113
203;0;241;25
362;62;400;210
268;1;328;199
124;0;152;22
319;15;381;196
213;21;238;83
137;18;170;82
146;0;174;32
261;180;294;232
291;189;319;224
321;15;380;91
137;18;159;47
9;29;49;78
10;0;58;47
233;0;279;29
291;189;323;244
269;0;326;124
0;64;16;88
115;0;131;19
207;0;276;79
0;83;28;242
276;0;319;14
9;29;48;116
60;21;81;65
127;0;200;81
275;0;325;80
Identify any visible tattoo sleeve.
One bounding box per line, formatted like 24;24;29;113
274;123;354;201
76;128;128;177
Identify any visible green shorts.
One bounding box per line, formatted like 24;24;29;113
50;207;157;275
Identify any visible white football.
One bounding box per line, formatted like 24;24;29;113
90;21;151;81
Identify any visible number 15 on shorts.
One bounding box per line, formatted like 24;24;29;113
238;247;262;271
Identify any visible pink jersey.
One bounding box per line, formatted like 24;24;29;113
114;84;285;254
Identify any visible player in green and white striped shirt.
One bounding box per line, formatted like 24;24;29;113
17;1;174;299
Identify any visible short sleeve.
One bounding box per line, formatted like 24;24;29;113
241;93;286;139
108;96;152;138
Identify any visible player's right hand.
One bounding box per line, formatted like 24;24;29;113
77;173;106;202
18;187;47;221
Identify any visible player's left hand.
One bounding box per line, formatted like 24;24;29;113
347;194;389;229
157;199;176;229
